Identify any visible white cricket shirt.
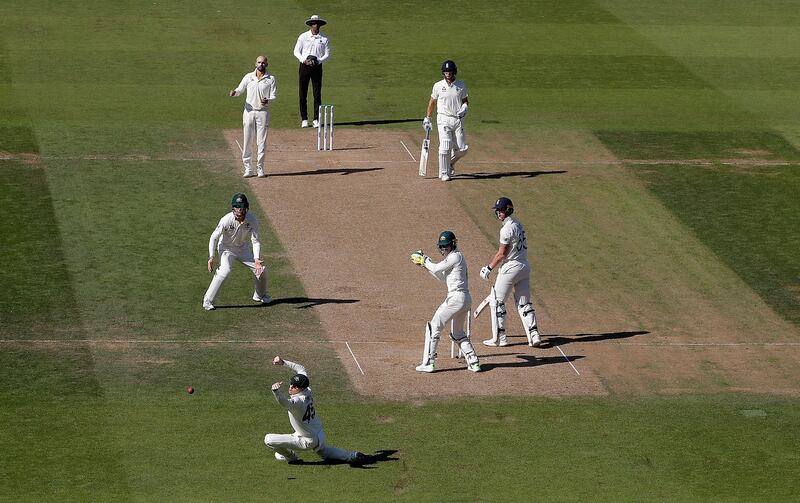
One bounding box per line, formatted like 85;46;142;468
424;250;469;293
499;216;529;266
208;211;262;259
272;360;324;438
232;71;277;111
431;79;468;117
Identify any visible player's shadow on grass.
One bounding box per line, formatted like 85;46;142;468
476;354;584;372
539;330;649;349
290;449;399;470
268;167;383;177
215;297;359;310
457;170;567;180
335;118;420;126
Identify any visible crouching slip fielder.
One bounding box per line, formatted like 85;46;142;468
479;197;543;348
423;60;469;182
265;356;366;464
410;231;480;372
202;193;271;310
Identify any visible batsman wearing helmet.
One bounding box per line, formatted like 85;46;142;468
202;193;271;310
479;197;544;348
422;60;469;182
410;231;481;372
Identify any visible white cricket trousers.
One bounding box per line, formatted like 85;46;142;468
493;261;532;332
242;108;270;173
431;290;472;339
203;249;268;304
264;431;357;462
436;114;467;176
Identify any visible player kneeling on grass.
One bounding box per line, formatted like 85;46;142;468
265;356;367;465
202;193;272;310
410;231;481;373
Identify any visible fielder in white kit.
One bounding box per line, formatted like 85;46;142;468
202;193;271;310
265;356;367;464
479;197;544;348
229;55;277;178
410;231;481;372
423;60;469;181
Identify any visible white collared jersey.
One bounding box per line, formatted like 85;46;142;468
431;79;468;117
208;211;261;259
499;216;529;266
233;71;277;111
272;361;323;438
424;249;469;293
293;30;331;64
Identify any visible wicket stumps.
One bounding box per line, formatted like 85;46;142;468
449;315;472;359
317;104;334;150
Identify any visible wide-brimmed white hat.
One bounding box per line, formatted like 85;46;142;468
305;14;327;26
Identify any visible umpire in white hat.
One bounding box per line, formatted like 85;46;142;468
293;14;332;128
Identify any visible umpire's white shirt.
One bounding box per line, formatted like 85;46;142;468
232;71;277;111
431;79;468;117
500;216;529;266
208;212;262;259
425;250;469;293
293;30;331;63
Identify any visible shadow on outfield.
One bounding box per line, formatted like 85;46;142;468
288;449;399;470
538;330;650;349
457;170;567;180
440;355;584;372
334;118;420;126
268;167;383;177
214;297;359;310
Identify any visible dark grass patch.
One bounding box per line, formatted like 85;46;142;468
0;161;78;336
472;55;711;89
596;130;800;325
595;130;800;161
0;126;39;153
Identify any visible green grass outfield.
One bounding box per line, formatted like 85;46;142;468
2;0;799;500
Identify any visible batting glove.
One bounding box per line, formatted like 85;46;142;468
422;116;432;131
457;103;468;119
479;265;492;280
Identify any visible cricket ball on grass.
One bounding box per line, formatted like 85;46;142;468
187;386;194;394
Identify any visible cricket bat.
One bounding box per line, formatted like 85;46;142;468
418;128;430;176
473;291;493;319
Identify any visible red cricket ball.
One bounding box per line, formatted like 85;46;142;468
187;386;194;394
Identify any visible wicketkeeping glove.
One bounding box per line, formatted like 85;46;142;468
410;250;428;267
422;116;432;131
457;103;468;119
479;265;492;280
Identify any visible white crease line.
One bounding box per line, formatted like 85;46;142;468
556;346;580;376
346;341;365;375
234;139;244;153
399;141;416;162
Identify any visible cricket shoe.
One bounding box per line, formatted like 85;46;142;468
253;293;273;305
202;300;215;311
483;338;508;347
301;120;309;128
440;174;451;182
257;169;266;178
351;452;369;465
243;170;256;178
415;362;436;373
529;331;543;347
275;452;300;464
313;119;319;128
467;361;481;372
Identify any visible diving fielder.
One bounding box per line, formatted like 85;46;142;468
410;231;480;372
423;60;469;182
265;356;367;464
202;193;271;310
479;197;543;348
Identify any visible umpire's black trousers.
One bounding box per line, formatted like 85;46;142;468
298;63;323;122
